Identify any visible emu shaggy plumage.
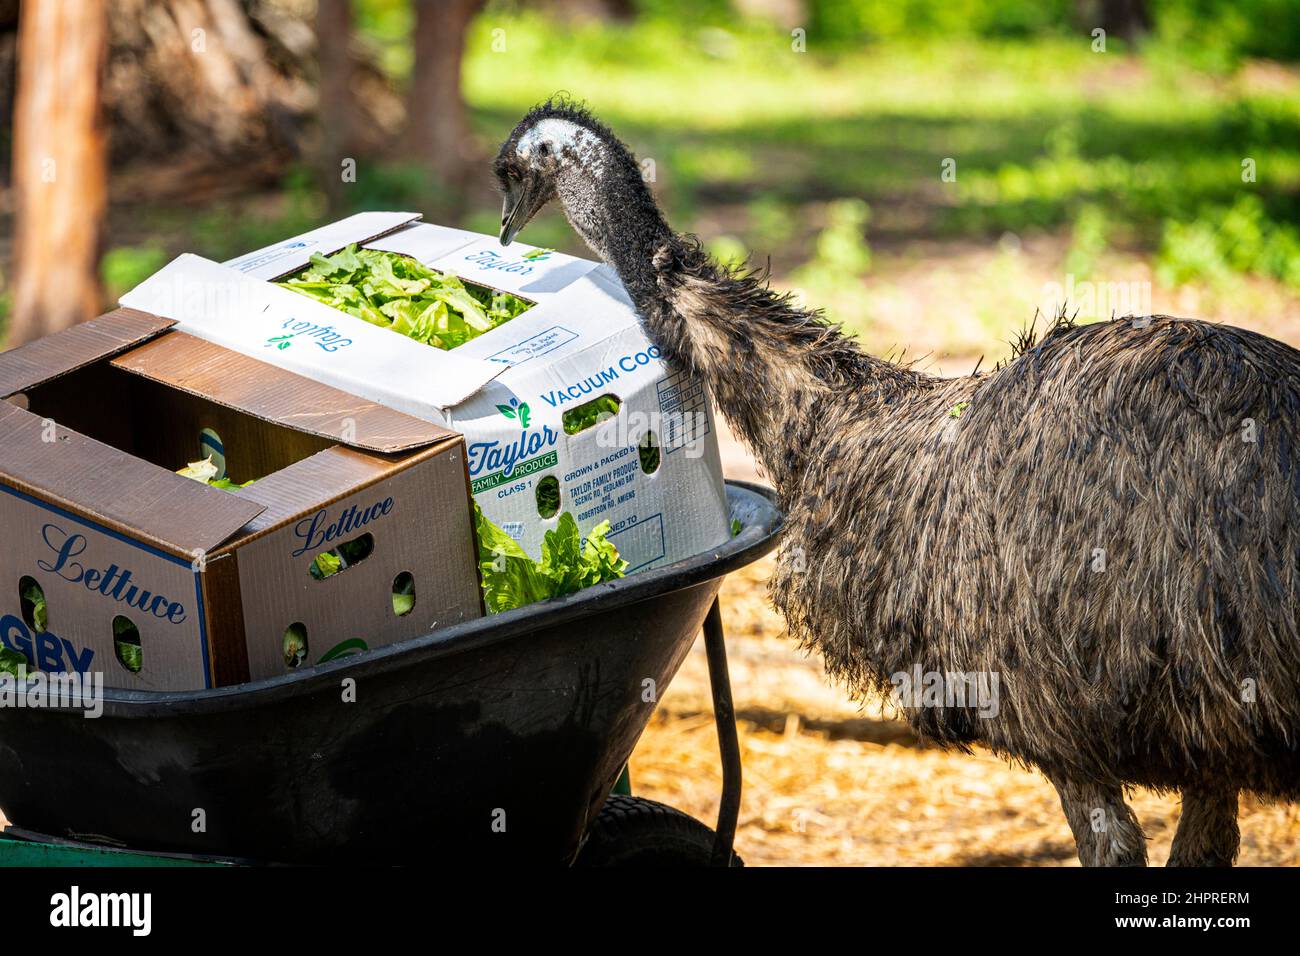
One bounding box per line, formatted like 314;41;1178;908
496;101;1300;866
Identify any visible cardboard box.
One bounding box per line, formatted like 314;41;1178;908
121;213;731;572
0;309;482;690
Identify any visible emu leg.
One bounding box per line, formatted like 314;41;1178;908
1051;779;1147;866
1167;787;1239;867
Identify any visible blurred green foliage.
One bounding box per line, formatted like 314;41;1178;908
1159;194;1300;289
807;0;1078;44
100;243;168;300
1151;0;1300;66
68;0;1296;355
686;0;1300;63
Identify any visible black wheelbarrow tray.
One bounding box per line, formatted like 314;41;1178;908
0;481;783;865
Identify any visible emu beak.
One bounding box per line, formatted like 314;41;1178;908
499;174;547;246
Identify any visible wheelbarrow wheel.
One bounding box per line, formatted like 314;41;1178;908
574;795;744;867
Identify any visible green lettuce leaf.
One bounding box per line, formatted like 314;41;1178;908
278;244;531;352
474;505;628;613
0;647;29;677
310;550;343;581
21;582;47;633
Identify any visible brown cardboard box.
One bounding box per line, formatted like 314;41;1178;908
0;309;483;690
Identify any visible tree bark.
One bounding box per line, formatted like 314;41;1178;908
405;0;484;188
316;0;356;211
1101;0;1151;42
8;0;108;345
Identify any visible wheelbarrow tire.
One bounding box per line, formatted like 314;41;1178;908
575;795;743;867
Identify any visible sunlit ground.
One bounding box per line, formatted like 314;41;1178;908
632;557;1300;866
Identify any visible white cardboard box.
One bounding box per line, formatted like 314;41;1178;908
122;213;731;572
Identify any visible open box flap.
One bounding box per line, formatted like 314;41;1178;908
0;402;267;556
222;211;423;280
0;308;175;399
221;444;439;539
119;254;507;411
364;220;483;265
110;330;458;453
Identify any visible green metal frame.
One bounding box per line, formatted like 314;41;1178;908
0;831;226;867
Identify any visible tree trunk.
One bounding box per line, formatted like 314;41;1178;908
1080;0;1151;43
8;0;108;346
405;0;484;189
316;0;356;212
1100;0;1151;43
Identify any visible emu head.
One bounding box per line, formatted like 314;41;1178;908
494;100;663;267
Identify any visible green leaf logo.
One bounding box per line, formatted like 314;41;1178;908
498;398;531;428
317;637;370;664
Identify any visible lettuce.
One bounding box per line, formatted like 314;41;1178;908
310;551;343;580
278;245;531;351
391;577;415;616
176;457;252;492
113;616;143;673
21;582;47;633
0;648;28;677
474;505;628;614
561;395;621;436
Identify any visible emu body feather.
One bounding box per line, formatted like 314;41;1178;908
496;100;1300;866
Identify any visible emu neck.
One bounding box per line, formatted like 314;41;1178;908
555;160;673;303
558;143;907;491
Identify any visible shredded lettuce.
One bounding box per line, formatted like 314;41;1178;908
474;505;628;614
277;244;531;351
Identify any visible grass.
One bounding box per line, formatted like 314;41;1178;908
39;14;1296;363
465;16;1300;243
459;15;1300;358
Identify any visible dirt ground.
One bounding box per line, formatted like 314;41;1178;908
630;554;1300;866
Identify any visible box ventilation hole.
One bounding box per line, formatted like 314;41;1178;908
535;475;560;519
283;622;308;668
199;426;226;479
309;533;375;580
18;576;47;634
561;394;621;436
639;431;661;475
392;571;415;617
112;615;142;673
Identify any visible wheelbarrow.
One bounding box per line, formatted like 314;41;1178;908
0;481;783;866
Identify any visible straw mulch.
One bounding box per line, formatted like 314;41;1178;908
630;557;1300;866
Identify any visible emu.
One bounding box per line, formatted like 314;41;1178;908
495;101;1300;866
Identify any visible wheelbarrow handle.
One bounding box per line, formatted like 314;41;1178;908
703;596;742;867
